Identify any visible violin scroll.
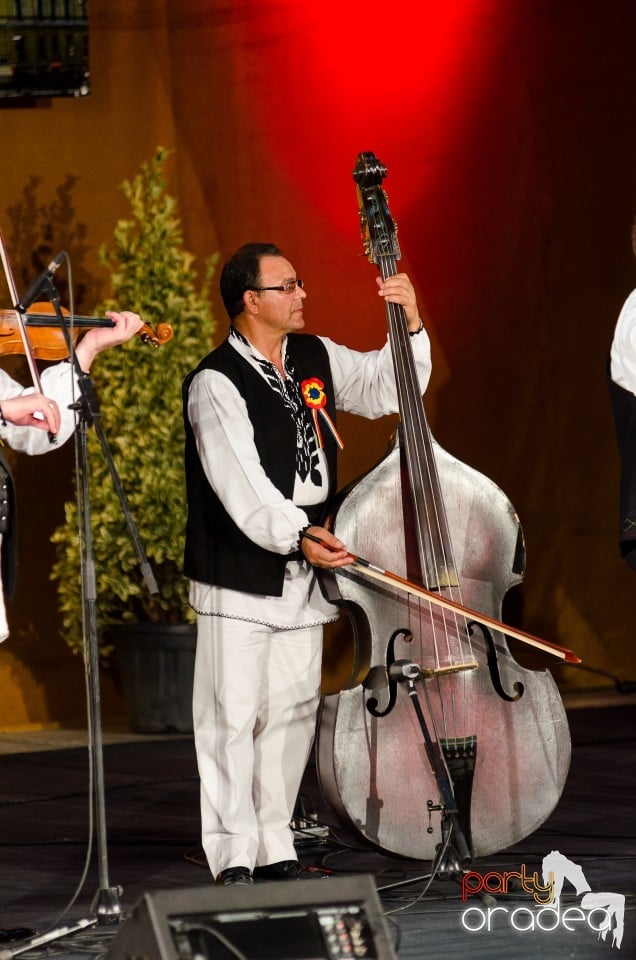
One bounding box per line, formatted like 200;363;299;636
138;321;173;347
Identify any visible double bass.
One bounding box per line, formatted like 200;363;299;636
314;153;571;862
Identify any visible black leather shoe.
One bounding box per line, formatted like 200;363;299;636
216;866;254;885
253;860;333;881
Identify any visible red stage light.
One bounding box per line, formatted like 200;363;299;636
240;0;502;234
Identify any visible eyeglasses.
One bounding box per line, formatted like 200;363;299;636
252;278;304;294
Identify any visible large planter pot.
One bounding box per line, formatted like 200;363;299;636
110;623;196;734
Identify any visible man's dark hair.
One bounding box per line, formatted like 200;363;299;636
220;243;283;321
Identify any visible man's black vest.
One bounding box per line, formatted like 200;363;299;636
607;359;636;570
182;334;338;596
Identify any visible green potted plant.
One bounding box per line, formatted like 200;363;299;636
51;147;216;732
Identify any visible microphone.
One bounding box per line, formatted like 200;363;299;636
389;659;423;682
16;251;65;312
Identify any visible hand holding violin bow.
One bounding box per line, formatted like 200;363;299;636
0;392;62;435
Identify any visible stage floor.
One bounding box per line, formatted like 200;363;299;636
0;694;634;959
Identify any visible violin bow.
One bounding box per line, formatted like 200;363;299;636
0;230;46;392
0;229;57;443
300;531;581;664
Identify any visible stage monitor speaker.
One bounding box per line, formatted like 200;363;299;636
104;874;397;960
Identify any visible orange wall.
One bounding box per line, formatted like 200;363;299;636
1;0;635;728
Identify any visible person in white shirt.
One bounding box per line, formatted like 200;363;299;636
609;288;636;568
611;289;636;395
0;310;144;639
182;243;432;885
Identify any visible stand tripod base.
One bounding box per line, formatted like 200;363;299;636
434;843;471;883
0;887;123;960
0;919;97;960
92;886;124;925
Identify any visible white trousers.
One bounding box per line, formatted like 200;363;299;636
193;614;323;878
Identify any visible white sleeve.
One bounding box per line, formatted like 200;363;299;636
611;290;636;396
0;362;79;454
187;369;310;555
319;328;432;417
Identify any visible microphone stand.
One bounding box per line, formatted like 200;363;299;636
386;659;473;884
3;279;159;956
53;279;160;919
379;661;523;910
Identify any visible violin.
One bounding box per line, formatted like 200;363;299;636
0;302;173;361
0;230;173;445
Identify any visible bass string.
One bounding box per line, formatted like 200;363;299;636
379;253;476;747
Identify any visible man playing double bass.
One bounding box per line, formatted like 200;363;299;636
182;242;432;886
